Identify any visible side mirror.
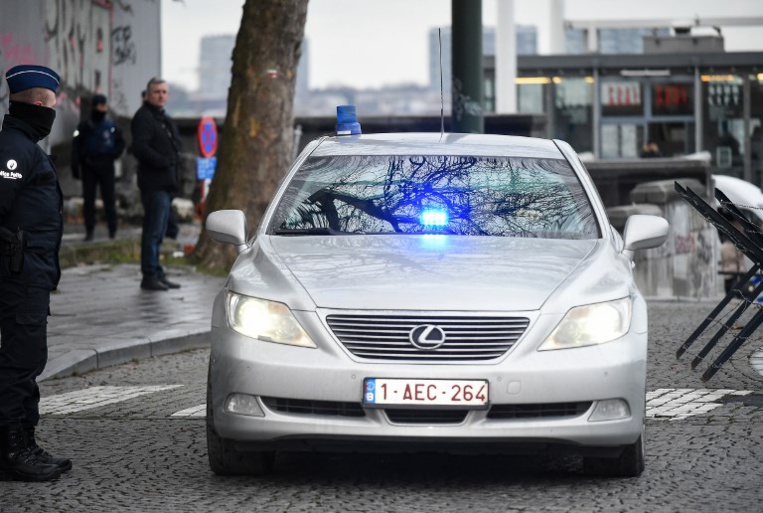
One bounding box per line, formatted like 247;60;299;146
206;210;249;254
622;214;669;259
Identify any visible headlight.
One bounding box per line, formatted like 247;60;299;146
538;297;632;351
225;291;316;348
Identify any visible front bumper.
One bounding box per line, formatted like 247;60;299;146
208;306;647;452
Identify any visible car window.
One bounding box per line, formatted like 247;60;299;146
268;155;600;239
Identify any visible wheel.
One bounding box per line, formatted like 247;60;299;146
583;427;645;478
206;366;275;476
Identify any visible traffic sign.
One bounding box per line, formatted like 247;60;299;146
197;116;218;158
196;157;217;180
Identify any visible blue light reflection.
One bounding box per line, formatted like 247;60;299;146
421;234;447;248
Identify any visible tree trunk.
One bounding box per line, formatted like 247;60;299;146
193;0;308;272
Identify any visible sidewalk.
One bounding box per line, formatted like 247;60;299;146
41;223;226;381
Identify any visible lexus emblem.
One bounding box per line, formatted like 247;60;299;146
409;324;446;350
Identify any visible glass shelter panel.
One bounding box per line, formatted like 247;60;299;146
602;124;644;159
702;76;745;177
553;78;594;154
601;81;643;117
652;83;694;117
749;75;763;185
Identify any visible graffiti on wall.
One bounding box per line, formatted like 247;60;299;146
0;0;150;125
112;25;137;66
0;34;43;116
44;0;113;100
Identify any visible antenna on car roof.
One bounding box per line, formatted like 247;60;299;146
439;28;445;140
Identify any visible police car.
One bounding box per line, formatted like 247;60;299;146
204;106;669;477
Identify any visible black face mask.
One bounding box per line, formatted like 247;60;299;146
91;109;106;122
8;101;56;141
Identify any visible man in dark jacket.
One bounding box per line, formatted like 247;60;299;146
130;78;181;291
71;94;125;241
0;64;71;481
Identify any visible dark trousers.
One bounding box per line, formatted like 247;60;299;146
82;164;117;236
140;189;171;279
0;281;49;427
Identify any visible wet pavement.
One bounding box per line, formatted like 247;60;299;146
42;221;225;381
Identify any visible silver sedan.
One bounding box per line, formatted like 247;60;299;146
205;132;669;478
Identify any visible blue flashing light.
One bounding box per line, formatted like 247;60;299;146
336;105;362;136
420;209;448;227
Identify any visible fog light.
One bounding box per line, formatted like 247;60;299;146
588;399;630;422
224;393;265;417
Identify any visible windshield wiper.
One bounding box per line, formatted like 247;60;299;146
272;227;344;236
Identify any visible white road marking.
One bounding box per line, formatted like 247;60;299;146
646;388;752;420
171;404;207;418
40;387;755;420
40;385;183;415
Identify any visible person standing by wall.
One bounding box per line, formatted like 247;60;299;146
130;78;182;291
0;65;71;481
71;94;125;241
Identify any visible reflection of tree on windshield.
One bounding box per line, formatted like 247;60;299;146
270;155;598;239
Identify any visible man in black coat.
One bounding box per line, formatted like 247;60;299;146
71;94;125;241
0;65;71;481
130;78;182;291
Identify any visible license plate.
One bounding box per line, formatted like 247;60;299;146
363;378;488;408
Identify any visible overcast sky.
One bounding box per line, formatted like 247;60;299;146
161;0;763;92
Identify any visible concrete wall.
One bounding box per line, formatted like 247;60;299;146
608;179;723;299
0;0;161;147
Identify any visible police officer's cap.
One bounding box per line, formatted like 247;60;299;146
92;94;108;106
5;64;60;94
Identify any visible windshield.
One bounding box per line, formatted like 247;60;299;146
267;155;600;239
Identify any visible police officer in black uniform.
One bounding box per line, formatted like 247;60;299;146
0;65;71;481
71;94;125;241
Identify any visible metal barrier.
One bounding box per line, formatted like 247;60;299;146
674;181;763;381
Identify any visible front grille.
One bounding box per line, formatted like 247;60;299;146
261;397;365;417
384;409;469;424
487;402;592;420
326;314;530;362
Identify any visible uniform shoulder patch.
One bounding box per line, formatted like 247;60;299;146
1;159;23;180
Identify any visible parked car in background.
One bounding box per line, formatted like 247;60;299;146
205;115;669;478
713;174;763;227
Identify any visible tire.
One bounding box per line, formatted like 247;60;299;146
206;367;275;476
583;429;645;478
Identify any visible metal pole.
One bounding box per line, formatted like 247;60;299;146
593;67;601;158
743;73;752;183
495;0;516;114
694;66;702;153
452;0;484;134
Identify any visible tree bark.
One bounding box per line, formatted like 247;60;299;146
193;0;308;272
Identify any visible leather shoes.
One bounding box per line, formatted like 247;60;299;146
160;277;181;289
141;277;169;291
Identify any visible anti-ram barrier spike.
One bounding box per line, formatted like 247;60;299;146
674;181;763;379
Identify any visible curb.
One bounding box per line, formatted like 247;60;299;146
41;328;211;381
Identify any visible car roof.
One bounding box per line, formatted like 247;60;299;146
310;133;566;159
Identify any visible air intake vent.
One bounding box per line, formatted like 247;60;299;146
384;409;469;424
487;402;592;420
261;397;365;417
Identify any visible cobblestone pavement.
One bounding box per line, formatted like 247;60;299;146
2;301;763;512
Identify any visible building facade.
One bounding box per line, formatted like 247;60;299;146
485;38;763;185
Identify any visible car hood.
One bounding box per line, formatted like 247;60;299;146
266;235;600;311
